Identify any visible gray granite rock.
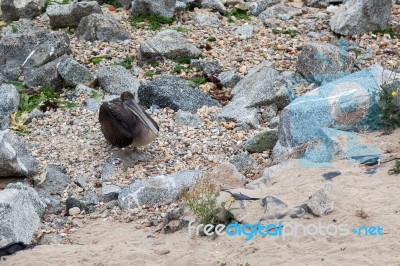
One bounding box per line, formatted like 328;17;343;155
24;56;66;89
46;1;102;28
245;0;280;16
36;165;71;214
1;0;44;21
190;59;221;77
102;183;121;202
138;30;201;63
130;0;176;18
37;233;64;245
200;0;226;14
229;152;258;175
96;65;140;96
191;10;220;27
259;4;301;20
174;110;202;127
118;170;203;210
138;75;219;112
218;70;240;88
296;42;355;85
306;183;335;216
235;24;254;39
83;98;101;112
0;183;46;249
330;0;392;36
57;56;95;86
0;130;38;177
76;13;129;42
218;104;259;129
230;60;290;109
0;84;19;130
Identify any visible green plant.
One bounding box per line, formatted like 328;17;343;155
176;27;192;33
372;27;400;39
128;14;175;31
89;55;111;64
207;37;216;42
389;160;400;175
114;55;134;69
379;81;400;130
173;57;193;64
90;90;101;99
103;0;122;8
144;70;156;78
225;7;250;22
173;64;193;74
189;75;207;86
272;28;297;38
185;178;218;225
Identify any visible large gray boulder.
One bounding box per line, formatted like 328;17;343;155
130;0;176;18
96;65;140;96
273;66;388;165
0;183;46;249
231;60;290;109
46;1;102;28
0;130;38;177
200;0;226;14
0;0;44;22
0;20;70;88
36;165;71;214
330;0;392;36
76;14;129;42
24;56;66;89
138;75;219;112
258;4;301;20
218;104;259;128
57;56;95;86
296;42;355;85
118;170;203;210
138;30;201;63
245;0;280;16
0;84;19;130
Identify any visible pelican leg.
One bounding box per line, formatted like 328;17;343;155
119;147;151;167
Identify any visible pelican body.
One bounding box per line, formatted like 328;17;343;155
99;91;159;150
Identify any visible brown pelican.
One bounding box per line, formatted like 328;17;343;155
99;91;159;167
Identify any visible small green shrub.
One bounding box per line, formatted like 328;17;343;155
373;28;400;39
379;81;400;130
89;55;111;65
114;55;134;69
389;160;400;175
225;7;250;22
189;76;207;87
272;29;298;38
207;37;216;42
128;14;175;31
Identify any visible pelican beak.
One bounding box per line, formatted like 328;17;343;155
125;100;159;135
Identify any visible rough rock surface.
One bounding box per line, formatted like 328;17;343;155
296;42;355;85
46;1;102;28
118;170;203;210
0;0;44;22
130;0;176;18
76;14;129;42
0;130;38;177
245;129;278;154
0;84;19;130
96;65;140;96
138;75;219;112
330;0;392;36
138;30;201;63
306;183;335;216
0;183;46;249
57;56;95;86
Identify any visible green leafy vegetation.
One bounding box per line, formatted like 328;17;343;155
176;27;192;33
128;14;175;31
207;37;216;42
89;55;111;65
189;75;207;87
90;90;101;99
144;70;157;78
11;84;76;134
372;27;400;39
103;0;122;8
379;81;400;130
272;28;298;38
225;7;250;22
114;55;134;69
389;160;400;175
173;57;192;65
